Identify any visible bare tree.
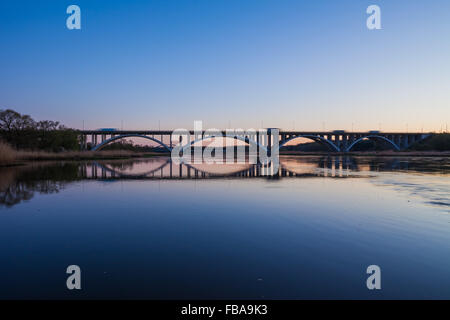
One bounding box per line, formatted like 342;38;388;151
0;109;21;131
37;120;60;131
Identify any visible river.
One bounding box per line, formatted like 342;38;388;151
0;156;449;299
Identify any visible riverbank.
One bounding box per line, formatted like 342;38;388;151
0;142;168;166
279;150;450;157
2;142;450;167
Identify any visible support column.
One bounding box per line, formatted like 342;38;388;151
80;134;85;150
256;131;260;160
340;134;348;152
410;134;416;145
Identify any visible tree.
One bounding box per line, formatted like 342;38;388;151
37;120;59;131
0;108;79;151
0;109;22;132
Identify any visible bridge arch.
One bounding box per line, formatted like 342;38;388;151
346;135;400;152
180;134;268;154
91;134;171;151
93;160;171;178
279;135;341;152
183;161;256;177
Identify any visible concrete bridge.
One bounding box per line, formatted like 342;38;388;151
79;129;431;153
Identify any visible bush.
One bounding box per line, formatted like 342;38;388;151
0;141;16;164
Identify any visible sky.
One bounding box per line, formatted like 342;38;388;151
0;0;449;132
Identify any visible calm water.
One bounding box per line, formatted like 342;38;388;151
0;156;449;299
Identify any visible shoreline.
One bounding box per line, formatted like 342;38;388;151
279;150;450;157
0;150;167;167
1;150;450;167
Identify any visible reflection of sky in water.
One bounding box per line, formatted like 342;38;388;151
370;174;450;212
0;156;449;299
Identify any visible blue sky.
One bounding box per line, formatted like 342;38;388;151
0;0;449;132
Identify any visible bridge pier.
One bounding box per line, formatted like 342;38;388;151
401;135;408;149
79;134;87;150
267;129;272;156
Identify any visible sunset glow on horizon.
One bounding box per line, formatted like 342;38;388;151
0;0;449;132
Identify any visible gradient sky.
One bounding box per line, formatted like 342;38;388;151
0;0;449;132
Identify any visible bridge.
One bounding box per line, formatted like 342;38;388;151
78;129;431;153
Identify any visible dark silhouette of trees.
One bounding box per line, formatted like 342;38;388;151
0;109;79;151
409;133;450;151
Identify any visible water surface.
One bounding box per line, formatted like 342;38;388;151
0;156;449;299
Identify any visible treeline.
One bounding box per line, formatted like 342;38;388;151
0;109;79;151
409;133;450;151
103;140;167;152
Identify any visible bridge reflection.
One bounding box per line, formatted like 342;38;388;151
79;156;419;180
1;156;448;208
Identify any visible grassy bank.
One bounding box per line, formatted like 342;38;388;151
0;141;16;164
0;141;168;165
